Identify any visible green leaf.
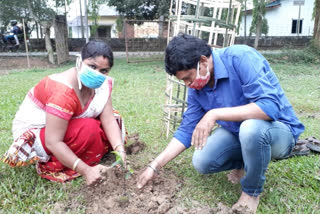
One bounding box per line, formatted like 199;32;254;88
111;160;121;168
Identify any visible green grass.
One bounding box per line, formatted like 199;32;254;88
0;58;319;213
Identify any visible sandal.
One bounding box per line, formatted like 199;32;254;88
288;139;310;158
305;136;320;153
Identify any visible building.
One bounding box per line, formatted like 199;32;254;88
239;0;314;37
68;4;119;38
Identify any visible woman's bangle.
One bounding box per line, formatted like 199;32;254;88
148;164;159;174
117;150;126;153
72;158;81;171
114;143;124;151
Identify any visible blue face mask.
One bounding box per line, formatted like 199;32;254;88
79;63;106;89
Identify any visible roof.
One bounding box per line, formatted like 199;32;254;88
68;5;118;27
98;5;118;16
244;0;281;12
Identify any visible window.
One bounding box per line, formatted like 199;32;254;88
97;26;111;38
291;19;303;34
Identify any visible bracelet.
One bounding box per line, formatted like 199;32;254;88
72;158;81;171
148;164;159;174
114;143;124;151
117;150;126;153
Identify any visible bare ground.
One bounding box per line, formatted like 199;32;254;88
51;134;251;214
0;56;58;74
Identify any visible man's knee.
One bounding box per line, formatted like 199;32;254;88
192;151;220;174
239;119;268;152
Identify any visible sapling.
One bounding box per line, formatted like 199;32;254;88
111;151;134;180
111;151;133;203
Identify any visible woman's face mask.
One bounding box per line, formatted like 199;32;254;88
188;61;210;90
76;56;106;89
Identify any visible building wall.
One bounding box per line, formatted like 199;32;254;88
71;16;118;38
239;0;314;36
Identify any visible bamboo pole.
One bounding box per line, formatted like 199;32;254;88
22;19;30;68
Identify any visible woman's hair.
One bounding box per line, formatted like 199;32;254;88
81;40;114;68
165;33;212;75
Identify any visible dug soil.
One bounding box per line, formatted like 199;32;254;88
0;56;57;74
55;133;249;214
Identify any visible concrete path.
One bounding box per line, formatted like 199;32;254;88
0;51;164;58
0;50;283;58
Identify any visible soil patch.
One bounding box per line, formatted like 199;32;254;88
53;133;239;214
125;133;146;155
0;56;57;74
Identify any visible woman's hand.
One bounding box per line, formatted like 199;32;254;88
137;166;157;189
119;150;127;167
83;164;108;186
192;110;217;150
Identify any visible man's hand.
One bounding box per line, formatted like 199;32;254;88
83;164;108;186
192;110;216;150
137;166;156;189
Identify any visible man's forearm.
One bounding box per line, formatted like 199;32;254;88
151;138;186;169
211;103;271;122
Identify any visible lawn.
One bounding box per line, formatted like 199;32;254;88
0;57;319;213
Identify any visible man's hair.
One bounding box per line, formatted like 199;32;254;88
165;33;212;75
81;40;114;68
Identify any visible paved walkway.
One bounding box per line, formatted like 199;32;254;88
0;50;283;58
0;51;164;58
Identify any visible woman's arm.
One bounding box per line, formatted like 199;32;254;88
99;97;126;155
45;113;107;185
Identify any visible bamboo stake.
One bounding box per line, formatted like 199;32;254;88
22;19;30;68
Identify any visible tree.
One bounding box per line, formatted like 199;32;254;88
27;0;71;64
313;0;320;48
88;0;106;37
108;0;170;20
0;0;32;33
27;0;56;64
250;0;268;49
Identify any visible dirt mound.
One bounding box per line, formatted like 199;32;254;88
52;133;237;213
82;168;179;214
126;133;146;155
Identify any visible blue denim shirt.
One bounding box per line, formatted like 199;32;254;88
173;45;305;148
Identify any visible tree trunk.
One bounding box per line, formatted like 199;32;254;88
254;16;262;49
314;0;320;48
54;15;69;64
44;23;55;64
27;0;54;63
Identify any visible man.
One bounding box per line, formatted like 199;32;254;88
5;20;22;46
137;34;304;213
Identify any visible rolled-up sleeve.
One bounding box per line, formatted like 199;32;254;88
173;90;205;148
236;49;283;120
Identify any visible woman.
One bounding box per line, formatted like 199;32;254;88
1;40;126;185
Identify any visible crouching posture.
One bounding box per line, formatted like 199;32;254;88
2;40;126;185
137;34;304;213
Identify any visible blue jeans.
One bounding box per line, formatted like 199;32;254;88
192;119;295;197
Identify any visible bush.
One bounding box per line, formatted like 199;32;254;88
268;40;320;64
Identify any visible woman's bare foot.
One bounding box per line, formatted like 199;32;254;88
231;192;260;214
227;169;245;184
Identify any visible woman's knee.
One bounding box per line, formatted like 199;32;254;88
67;118;102;140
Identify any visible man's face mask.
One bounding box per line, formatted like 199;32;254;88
77;56;106;89
188;61;210;90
